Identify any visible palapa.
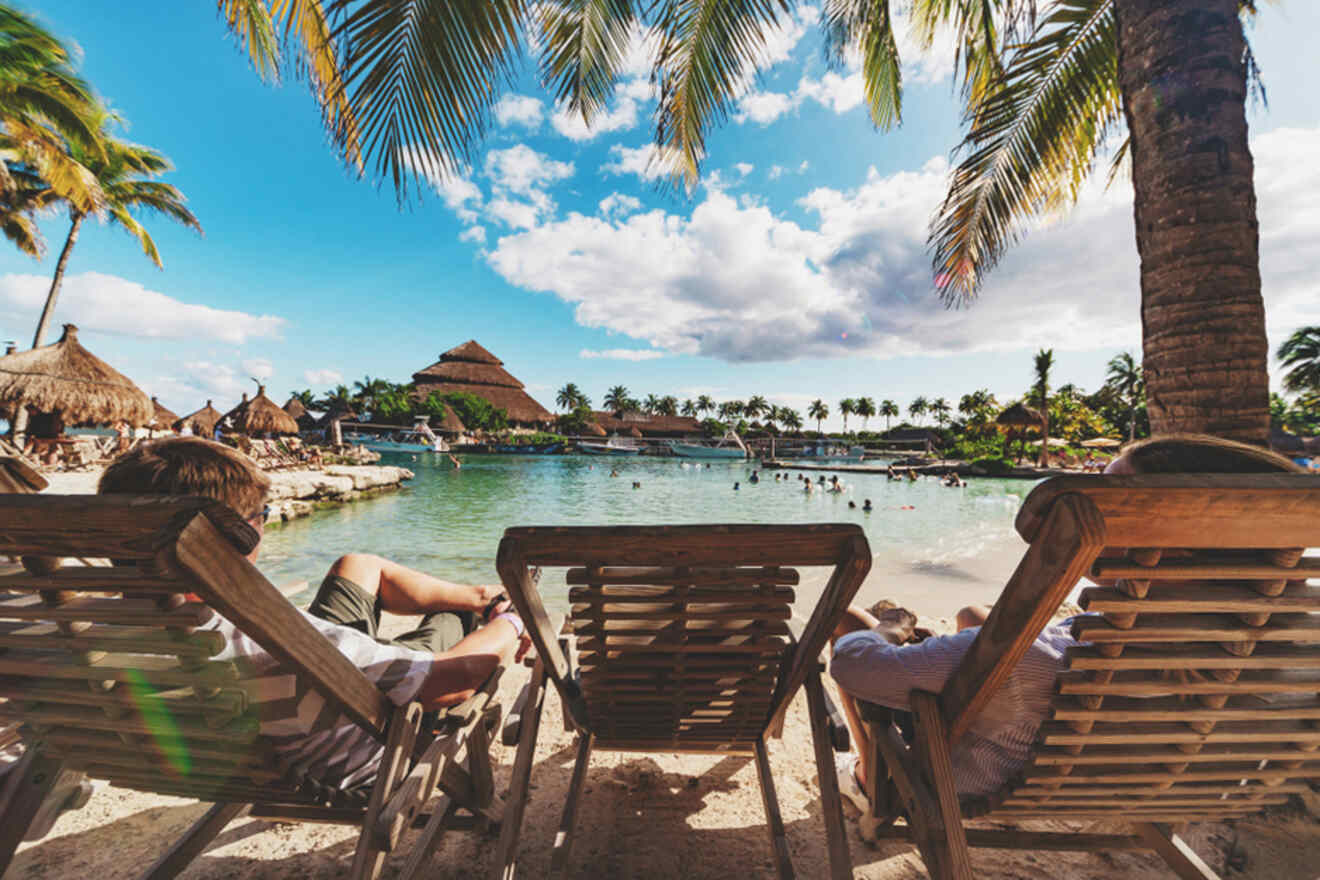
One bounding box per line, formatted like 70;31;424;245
434;405;466;435
224;385;298;435
282;396;319;431
411;340;553;425
174;400;223;436
995;401;1045;428
0;324;152;428
584;421;607;437
149;396;179;430
1080;437;1122;449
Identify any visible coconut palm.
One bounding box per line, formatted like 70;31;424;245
1104;351;1144;441
29;116;201;350
352;375;390;410
318;384;354;413
807;399;829;435
855;396;875;430
603;385;630;414
643;393;661;414
696;394;715;417
931;0;1271;443
1277;328;1320;397
761;405;778;432
680;398;697;417
744;394;768;422
289;388;317;408
657;395;679;417
838;398;855;433
781;408;803;433
930;397;951;428
556;382;586;412
880;399;899;431
1033;348;1054;466
908;396;929;426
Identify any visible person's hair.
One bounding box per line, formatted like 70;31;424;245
98;437;271;517
1121;433;1302;474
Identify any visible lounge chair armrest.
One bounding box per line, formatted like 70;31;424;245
503;660;541;746
820;678;850;752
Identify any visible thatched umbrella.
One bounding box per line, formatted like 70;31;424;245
175;400;223;436
0;324;152;432
1081;437;1122;449
996;402;1044;463
150;397;179;431
585;422;607;437
283;396;319;431
226;385;298;436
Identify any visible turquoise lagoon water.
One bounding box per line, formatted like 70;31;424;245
258;453;1033;610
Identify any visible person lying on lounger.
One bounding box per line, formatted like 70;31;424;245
97;437;530;790
827;433;1302;812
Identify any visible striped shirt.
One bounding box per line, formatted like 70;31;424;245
198;611;433;791
831;623;1077;798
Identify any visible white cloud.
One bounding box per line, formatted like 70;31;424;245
0;271;285;344
602;143;667;182
798;160;810;173
483;144;574;196
431;175;483;223
181;361;250;401
580;348;666;361
459;225;487;245
795;71;865;114
304;368;343;386
599;193;643;219
617;77;655;102
734;162;754;177
552;99;640;141
481;127;1320;364
494;94;544;128
242;357;274;380
769;165;786;179
736;91;796;124
486;197;543;230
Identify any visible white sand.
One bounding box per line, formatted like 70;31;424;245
10;539;1319;878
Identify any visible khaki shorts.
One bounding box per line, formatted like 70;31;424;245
307;573;475;655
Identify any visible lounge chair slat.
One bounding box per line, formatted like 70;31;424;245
0;676;246;716
566;567;800;587
1080;583;1320;614
1001;797;1289;809
0;649;238;686
0;594;214;627
568;606;793;621
1091;557;1320;580
3;703;258;741
1024;763;1320;783
0;620;226;657
1057;669;1320;696
40;728;277;768
1072;612;1320;642
1012;782;1311;796
0;568;202;593
1039;719;1320;745
1050;694;1320;722
1065;643;1320;669
1032;743;1319;764
503;523;864;567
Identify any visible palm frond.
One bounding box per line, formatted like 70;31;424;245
653;0;792;187
324;0;529;198
103;180;203;234
271;0;362;169
538;0;639;124
219;0;282;80
928;0;1119;305
4;121;102;212
0;208;41;257
821;0;901;129
107;204;161;267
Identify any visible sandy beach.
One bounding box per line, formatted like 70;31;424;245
9;540;1320;879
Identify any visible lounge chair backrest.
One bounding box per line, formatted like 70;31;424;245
498;523;870;752
956;473;1320;823
0;484;392;808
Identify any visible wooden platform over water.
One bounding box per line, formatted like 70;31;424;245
760;459;1070;479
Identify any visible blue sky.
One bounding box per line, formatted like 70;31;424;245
2;2;1319;429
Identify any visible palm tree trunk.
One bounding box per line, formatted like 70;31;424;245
1115;0;1269;444
32;211;83;349
1129;400;1137;442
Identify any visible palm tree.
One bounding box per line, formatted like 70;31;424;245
908;397;929;426
29;116;201;350
352;375;390;411
855;397;875;430
1277;328;1320;397
680;398;697;417
318;384;354;413
696;395;715;417
807;399;829;435
1104;351;1144;441
603;385;630;415
657;395;679;417
838;398;855;433
643;393;661;415
290;388;316;407
744;395;768;422
781;409;803;433
761;405;778;432
1033;349;1054;466
717;400;743;423
556;382;585;412
880;399;899;431
931;0;1271;443
930;397;952;428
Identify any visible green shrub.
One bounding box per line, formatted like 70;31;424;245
971;456;1013;475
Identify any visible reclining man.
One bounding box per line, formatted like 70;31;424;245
828;433;1302;812
98;437;530;791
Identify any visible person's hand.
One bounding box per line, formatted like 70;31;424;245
473;583;504;611
873;607;920;645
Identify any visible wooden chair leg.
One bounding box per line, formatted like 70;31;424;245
753;737;796;880
910;691;973;880
0;750;66;875
804;668;851;880
1134;823;1221;880
140;802;251;880
493;662;546;880
351;703;422;880
549;731;593;879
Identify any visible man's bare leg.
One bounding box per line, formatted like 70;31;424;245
832;606;880;791
955;605;991;631
327;553;499;615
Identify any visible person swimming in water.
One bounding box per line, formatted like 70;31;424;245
848;500;856;509
749;471;759;484
733;482;740;490
862;499;873;512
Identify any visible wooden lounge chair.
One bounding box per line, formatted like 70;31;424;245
0;480;506;880
854;472;1320;879
492;523;872;879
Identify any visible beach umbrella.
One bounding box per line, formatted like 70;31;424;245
1046;437;1070;448
0;324;152;429
1081;437;1122;449
225;385;299;435
995;402;1044;428
149;397;179;430
174;400;223;436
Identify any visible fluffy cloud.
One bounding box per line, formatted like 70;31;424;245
579;348;666;361
494;94;544;128
304;368;343;386
0;271;285;344
480;127;1320;363
242;357;274;380
459;225;487;244
552;99;640;141
484;145;574;196
734;162;754;177
599;193;643;219
602;143;667;182
179;361;251;401
431;175;483;224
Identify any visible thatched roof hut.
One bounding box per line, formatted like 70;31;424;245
283;396;319;431
174;400;223;436
591;411;703;438
412;340;553;426
627;426;643;438
224;386;299;435
434;406;466;435
150;397;179;430
996;402;1045;428
585;421;607;437
0;324;152;428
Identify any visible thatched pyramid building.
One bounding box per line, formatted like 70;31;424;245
411;340;551;427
